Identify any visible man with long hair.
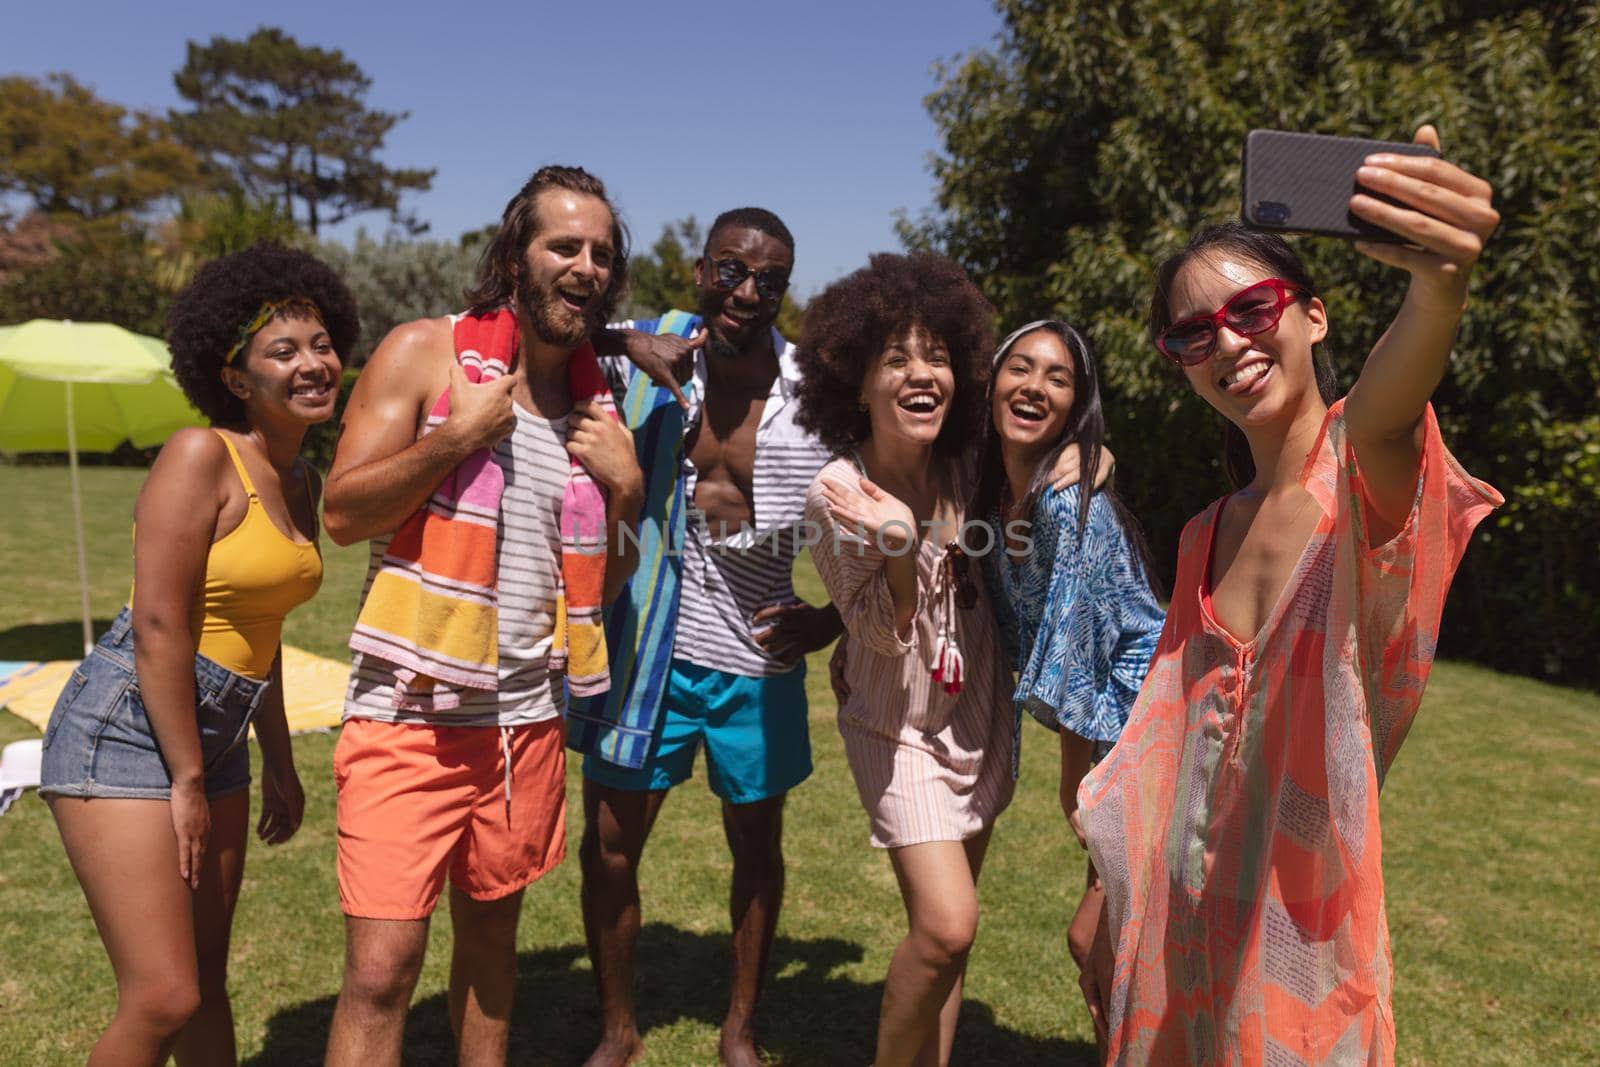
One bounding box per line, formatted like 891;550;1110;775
321;166;644;1066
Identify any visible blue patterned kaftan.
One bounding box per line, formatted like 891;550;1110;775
984;485;1164;743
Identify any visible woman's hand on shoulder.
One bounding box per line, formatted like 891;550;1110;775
1049;444;1115;492
1348;125;1500;312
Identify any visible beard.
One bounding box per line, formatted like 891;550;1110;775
697;296;766;361
706;328;744;362
518;274;594;348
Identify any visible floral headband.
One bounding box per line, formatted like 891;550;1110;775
224;297;325;365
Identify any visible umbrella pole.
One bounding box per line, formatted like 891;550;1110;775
65;382;93;656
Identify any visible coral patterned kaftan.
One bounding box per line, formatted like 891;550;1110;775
1078;401;1500;1065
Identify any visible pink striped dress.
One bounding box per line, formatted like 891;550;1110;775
807;457;1015;848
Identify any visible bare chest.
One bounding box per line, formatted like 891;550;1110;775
1207;488;1323;642
688;393;766;533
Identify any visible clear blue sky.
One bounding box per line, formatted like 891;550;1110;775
1;0;1004;297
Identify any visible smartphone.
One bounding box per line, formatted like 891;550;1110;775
1240;129;1440;242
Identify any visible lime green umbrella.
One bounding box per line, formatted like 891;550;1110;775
0;320;206;653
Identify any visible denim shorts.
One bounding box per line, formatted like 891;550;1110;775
38;607;268;801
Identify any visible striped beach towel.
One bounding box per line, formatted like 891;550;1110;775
349;307;616;711
566;310;697;768
552;340;617;696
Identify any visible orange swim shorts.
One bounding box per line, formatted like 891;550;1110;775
334;717;567;920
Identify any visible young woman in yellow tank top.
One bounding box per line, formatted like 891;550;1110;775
39;243;360;1067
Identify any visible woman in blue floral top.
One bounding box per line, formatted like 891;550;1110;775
971;320;1163;1037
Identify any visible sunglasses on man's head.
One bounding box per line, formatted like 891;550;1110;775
710;258;790;302
1156;277;1303;366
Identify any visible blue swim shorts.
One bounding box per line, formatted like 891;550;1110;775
39;606;267;801
583;658;811;804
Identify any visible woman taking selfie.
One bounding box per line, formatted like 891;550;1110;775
970;319;1163;1045
796;251;1014;1067
39;243;359;1067
1077;128;1502;1064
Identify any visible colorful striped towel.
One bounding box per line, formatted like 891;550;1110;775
566;310;698;767
349;307;617;711
551;344;617;697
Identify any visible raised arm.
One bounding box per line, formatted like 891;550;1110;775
1343;125;1500;536
591;324;707;411
323;318;520;545
131;428;230;888
805;473;921;655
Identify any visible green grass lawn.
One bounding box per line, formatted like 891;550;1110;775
1;464;1596;1064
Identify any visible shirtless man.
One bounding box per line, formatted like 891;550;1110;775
569;208;839;1066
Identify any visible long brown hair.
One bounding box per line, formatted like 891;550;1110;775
463;165;630;321
972;320;1161;597
1149;221;1338;487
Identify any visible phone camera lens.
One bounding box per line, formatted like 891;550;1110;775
1254;201;1290;225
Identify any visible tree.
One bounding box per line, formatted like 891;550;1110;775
0;227;170;337
625;217;704;319
312;231;484;366
172;27;434;236
0;74;203;220
296;231;484;469
904;0;1600;687
147;188;302;292
0;211;79;285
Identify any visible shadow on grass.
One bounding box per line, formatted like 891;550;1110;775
250;924;1090;1065
0;620;116;662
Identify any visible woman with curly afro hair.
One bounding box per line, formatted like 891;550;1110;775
39;241;359;1066
796;250;1022;1067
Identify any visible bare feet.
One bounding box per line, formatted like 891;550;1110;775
719;1024;765;1067
582;1029;644;1067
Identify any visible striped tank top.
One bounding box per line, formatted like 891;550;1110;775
344;404;568;727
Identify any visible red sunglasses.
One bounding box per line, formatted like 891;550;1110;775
1156;278;1303;366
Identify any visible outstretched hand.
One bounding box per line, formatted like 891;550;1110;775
624;328;707;410
1349;125;1500;312
820;475;918;553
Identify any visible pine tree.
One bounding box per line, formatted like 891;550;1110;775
172;27;434;235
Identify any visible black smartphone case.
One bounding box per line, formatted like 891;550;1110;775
1241;130;1440;242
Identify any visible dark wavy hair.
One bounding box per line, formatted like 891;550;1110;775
972;320;1161;596
794;251;995;459
165;241;360;426
464;165;630;322
1150;220;1338;488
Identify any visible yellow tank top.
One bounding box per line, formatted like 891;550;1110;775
133;432;323;679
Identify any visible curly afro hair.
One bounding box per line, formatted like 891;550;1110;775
794;251;995;458
166;241;361;425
